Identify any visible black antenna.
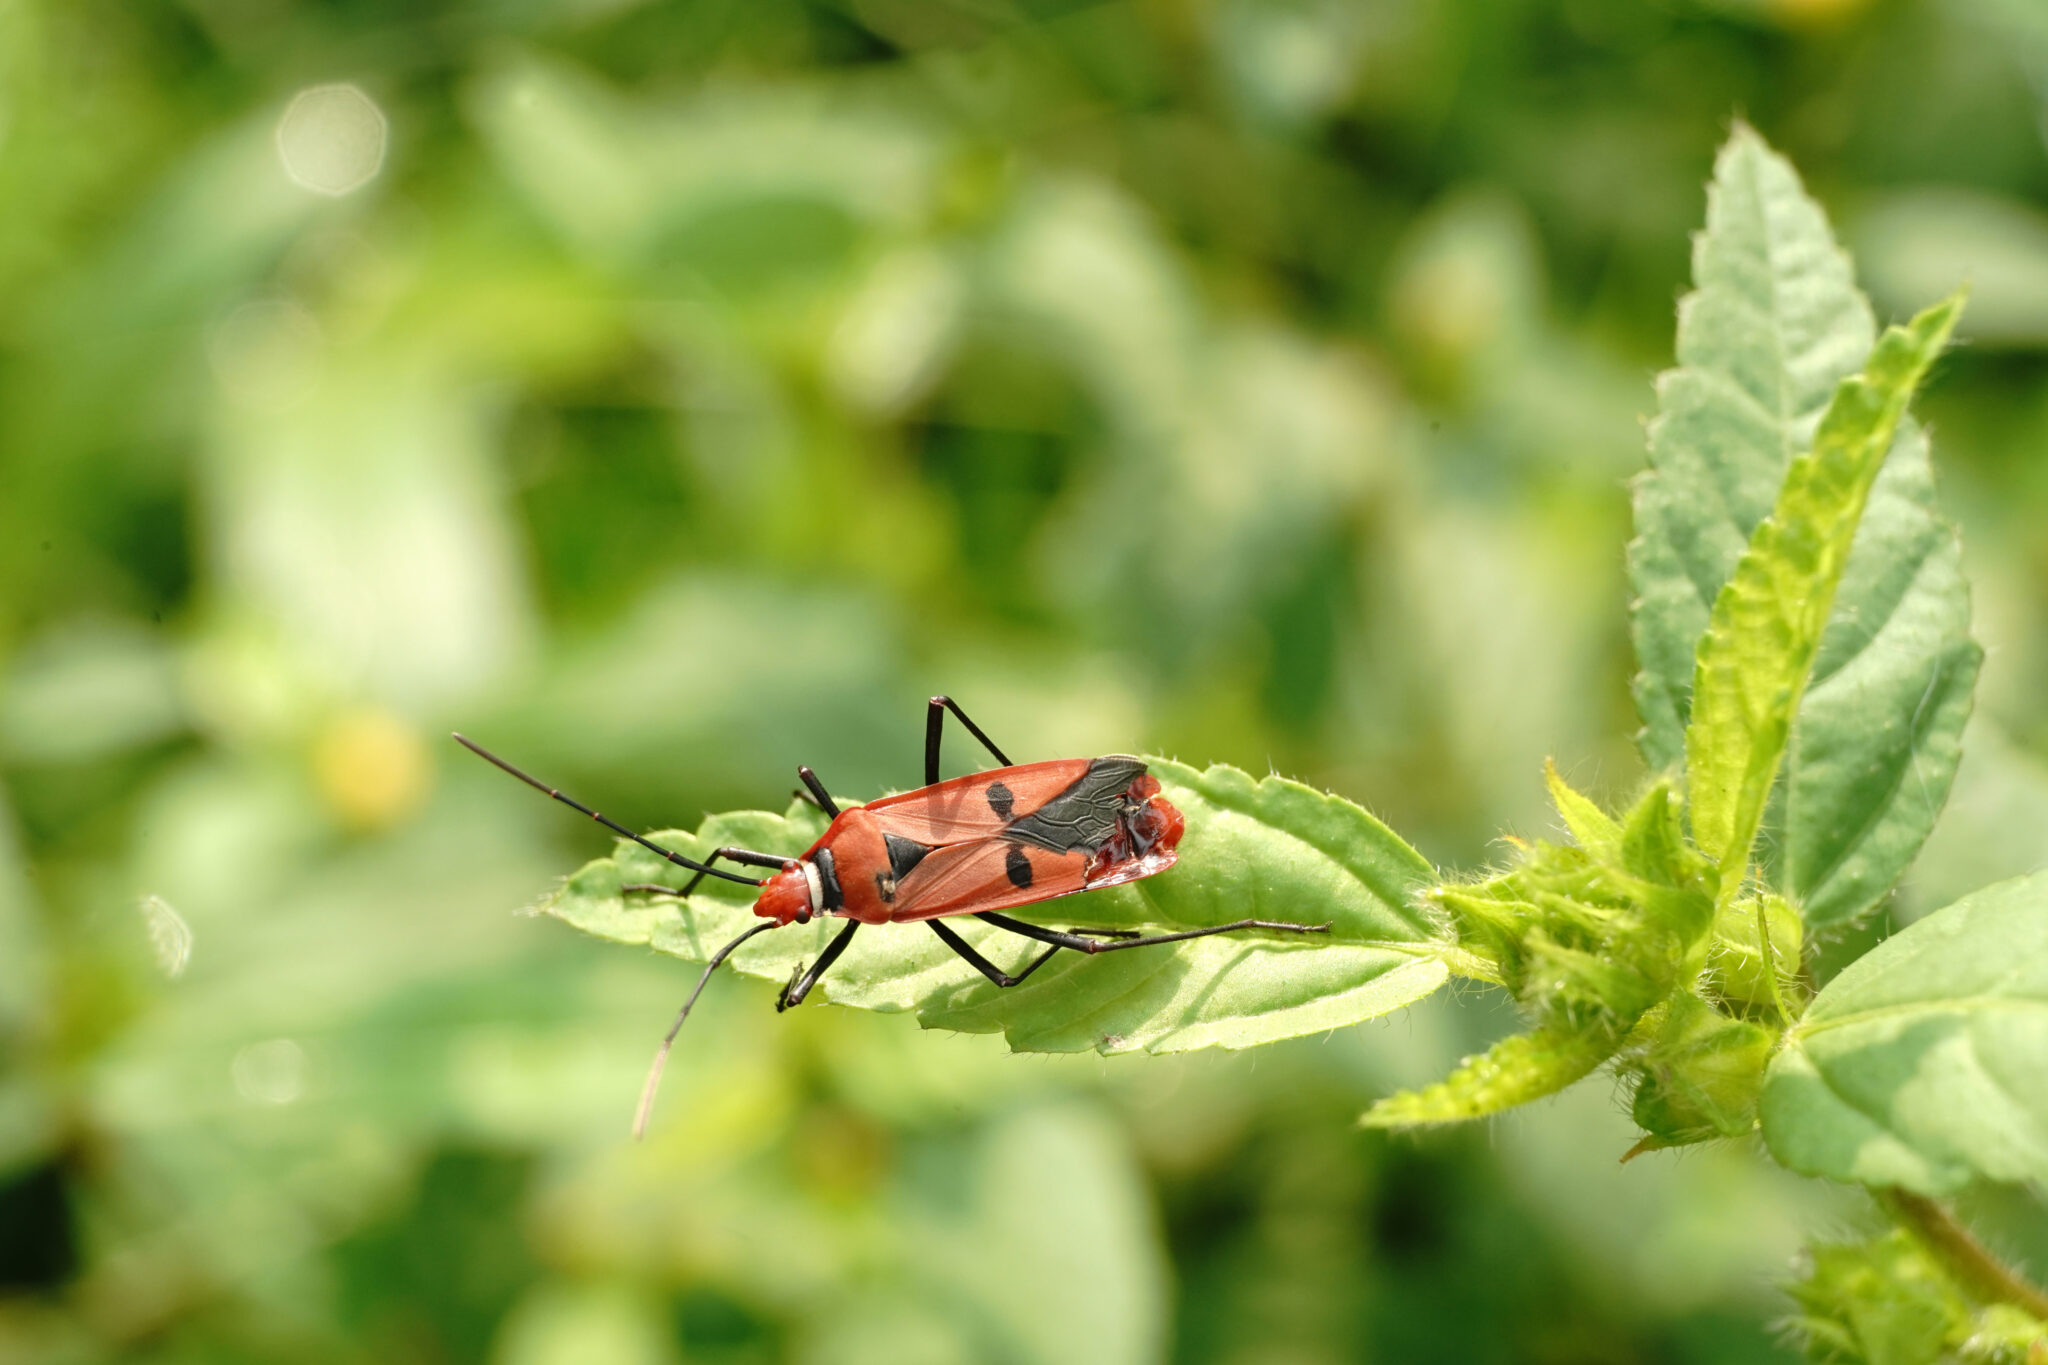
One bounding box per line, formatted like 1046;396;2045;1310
633;920;780;1139
453;734;763;889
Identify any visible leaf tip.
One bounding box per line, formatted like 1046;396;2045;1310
1619;1135;1662;1164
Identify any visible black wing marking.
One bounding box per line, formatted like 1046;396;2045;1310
883;832;934;881
1002;756;1146;855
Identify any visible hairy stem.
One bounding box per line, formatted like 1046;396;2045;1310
1879;1188;2048;1320
1754;896;1791;1026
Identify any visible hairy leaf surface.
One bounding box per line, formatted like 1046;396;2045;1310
542;759;1451;1055
1684;295;1962;896
1367;781;1717;1129
1780;421;1981;927
1631;125;1977;927
1631;123;1874;770
1360;1027;1612;1127
1787;1229;1977;1365
1760;870;2048;1195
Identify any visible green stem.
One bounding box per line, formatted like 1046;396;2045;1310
1753;896;1791;1027
1878;1187;2048;1320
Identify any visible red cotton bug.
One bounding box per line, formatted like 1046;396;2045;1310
455;696;1328;1135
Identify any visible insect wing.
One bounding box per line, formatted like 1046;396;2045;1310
888;838;1090;922
1081;840;1179;891
1003;755;1147;855
865;759;1095;847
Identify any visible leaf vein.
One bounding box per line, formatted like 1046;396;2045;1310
1808;508;1946;689
1789;652;1964;907
1796;995;2048;1038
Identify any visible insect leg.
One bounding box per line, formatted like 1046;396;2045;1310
624;843;791;897
677;846;794;895
796;766;841;819
777;919;860;1011
924;695;1014;786
927;919;1063;988
975;911;1330;955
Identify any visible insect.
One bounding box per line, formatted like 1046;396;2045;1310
455;696;1328;1135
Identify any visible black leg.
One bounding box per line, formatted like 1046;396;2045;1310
975;911;1330;954
925;695;1013;786
453;734;764;888
929;919;1063;987
622;845;790;896
797;766;841;818
777;919;860;1011
679;846;791;894
928;922;1145;988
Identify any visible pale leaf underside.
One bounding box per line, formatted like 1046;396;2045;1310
543;759;1451;1055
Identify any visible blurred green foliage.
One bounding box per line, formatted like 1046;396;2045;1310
6;1;2048;1362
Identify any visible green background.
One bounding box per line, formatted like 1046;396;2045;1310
4;1;2047;1361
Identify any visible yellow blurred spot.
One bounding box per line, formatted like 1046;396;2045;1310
1386;189;1537;375
312;706;433;832
1391;249;1509;360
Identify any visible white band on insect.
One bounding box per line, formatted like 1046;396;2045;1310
800;861;823;916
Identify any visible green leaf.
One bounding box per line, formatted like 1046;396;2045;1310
1685;293;1963;892
1631;124;1980;929
1704;892;1803;1014
1632;122;1875;772
1760;870;2048;1195
1618;781;1715;928
1544;759;1620;859
1629;991;1776;1146
541;758;1451;1056
1960;1306;2048;1362
1780;420;1983;928
1376;781;1721;1130
1787;1229;1972;1365
1785;1222;2047;1365
1360;1026;1612;1127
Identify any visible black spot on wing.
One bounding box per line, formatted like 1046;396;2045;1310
1004;846;1033;889
985;781;1014;820
1004;756;1147;855
884;833;933;881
